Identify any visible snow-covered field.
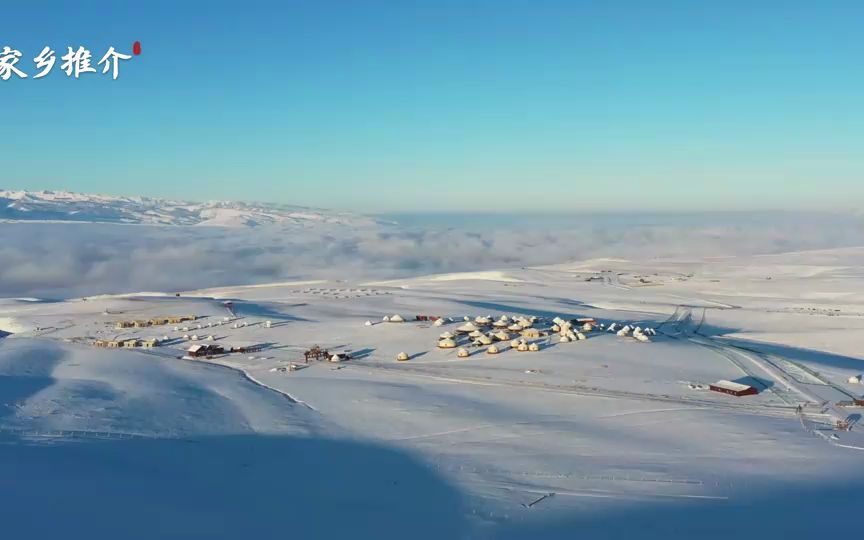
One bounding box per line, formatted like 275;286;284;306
2;245;864;538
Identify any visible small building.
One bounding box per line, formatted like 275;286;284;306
121;339;140;348
114;321;134;329
132;320;150;328
836;399;864;408
186;344;224;358
709;380;758;397
94;339;120;348
229;345;263;354
142;338;160;348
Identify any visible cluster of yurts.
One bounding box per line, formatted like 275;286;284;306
368;314;660;361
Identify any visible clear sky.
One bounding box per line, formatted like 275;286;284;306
3;0;862;212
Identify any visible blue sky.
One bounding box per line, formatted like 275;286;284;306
2;0;862;212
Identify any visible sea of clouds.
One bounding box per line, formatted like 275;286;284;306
1;212;863;298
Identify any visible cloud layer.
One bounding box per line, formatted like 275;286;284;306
2;212;863;298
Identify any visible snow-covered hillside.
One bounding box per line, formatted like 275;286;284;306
0;189;372;227
3;250;864;538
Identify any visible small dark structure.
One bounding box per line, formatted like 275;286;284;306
304;345;330;363
709;380;758;397
229;345;263;354
836;399;864;408
415;315;441;322
186;344;225;358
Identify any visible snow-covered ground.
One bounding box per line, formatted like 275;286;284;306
2;247;864;538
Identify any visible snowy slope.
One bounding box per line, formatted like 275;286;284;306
0;189;374;227
3;250;864;538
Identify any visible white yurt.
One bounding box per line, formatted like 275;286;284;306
522;328;542;339
396;351;409;361
457;348;470;358
551;324;561;333
382;316;391;322
492;331;510;341
182;334;190;340
848;375;861;384
517;342;529;352
456;322;479;334
635;333;651;342
389;314;405;323
519;319;533;329
492;320;509;328
528;342;540;352
329;354;343;362
463;316;471;321
468;330;484;339
576;332;586;341
617;328;630;337
439;331;454;339
190;334;199;341
560;335;571;343
582;323;593;332
486;344;500;355
510;339;522;348
438;338;457;349
474;316;492;326
433;318;445;327
476;335;493;346
365;320;373;326
508;323;524;332
206;335;215;341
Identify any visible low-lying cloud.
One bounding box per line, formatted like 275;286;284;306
2;212;863;299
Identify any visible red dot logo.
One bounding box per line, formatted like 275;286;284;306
133;41;141;55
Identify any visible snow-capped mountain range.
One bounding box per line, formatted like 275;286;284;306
0;189;373;227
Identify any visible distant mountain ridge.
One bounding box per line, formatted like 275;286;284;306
0;189;374;227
